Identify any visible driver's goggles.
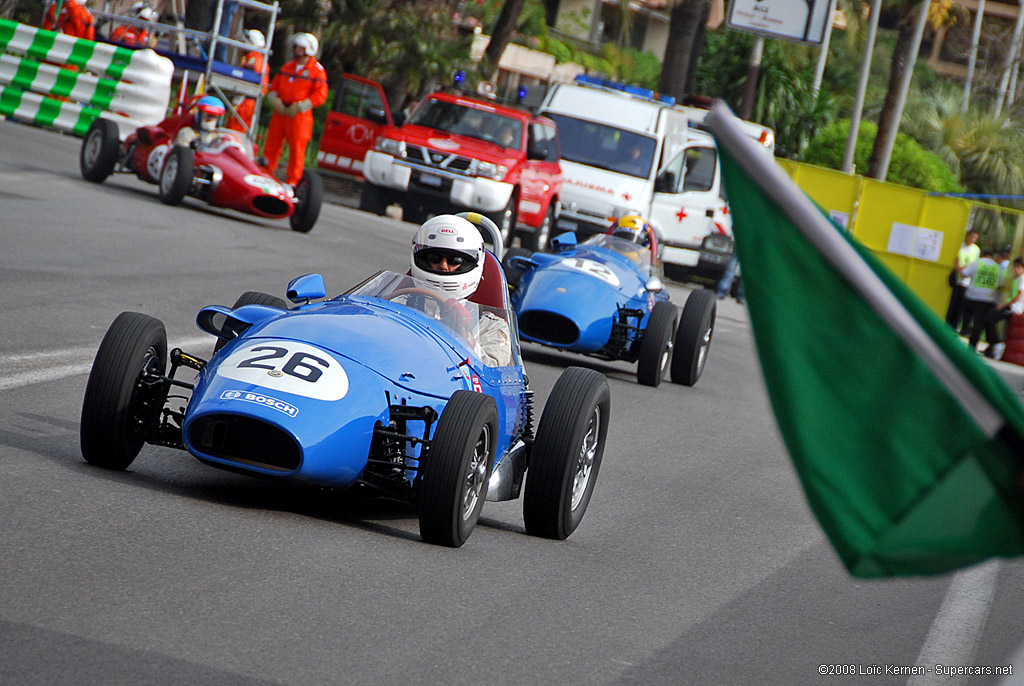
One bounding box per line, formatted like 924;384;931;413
421;249;470;268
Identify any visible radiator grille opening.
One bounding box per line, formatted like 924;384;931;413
518;311;579;345
253;195;290;216
188;414;300;472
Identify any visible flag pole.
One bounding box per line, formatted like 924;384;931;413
706;101;1006;438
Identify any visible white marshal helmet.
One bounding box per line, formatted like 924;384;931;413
291;32;319;58
130;1;155;18
246;29;266;48
410;215;485;298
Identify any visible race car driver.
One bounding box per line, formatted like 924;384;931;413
174;95;226;149
607;214;659;268
410;215;512;367
261;32;328;186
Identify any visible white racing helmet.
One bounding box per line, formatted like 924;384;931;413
291;32;318;58
130;1;156;19
410;215;485;298
246;29;266;48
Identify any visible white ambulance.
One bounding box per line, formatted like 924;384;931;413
538;75;773;283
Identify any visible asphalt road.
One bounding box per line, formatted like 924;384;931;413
2;120;1023;686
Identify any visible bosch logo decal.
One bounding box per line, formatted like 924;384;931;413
220;390;299;417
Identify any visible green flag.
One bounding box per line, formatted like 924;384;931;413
706;103;1024;578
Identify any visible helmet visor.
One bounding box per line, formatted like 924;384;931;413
414;248;477;275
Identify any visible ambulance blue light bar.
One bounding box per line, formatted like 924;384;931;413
573;74;676;106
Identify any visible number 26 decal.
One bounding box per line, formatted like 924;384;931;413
218;341;349;401
238;346;329;383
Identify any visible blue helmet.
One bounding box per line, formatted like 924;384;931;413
195;95;225;131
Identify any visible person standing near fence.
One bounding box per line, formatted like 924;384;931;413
961;246;1004;353
946;229;980;335
261;32;328;187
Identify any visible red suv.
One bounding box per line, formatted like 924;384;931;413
357;90;562;250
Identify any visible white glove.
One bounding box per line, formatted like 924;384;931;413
296;98;313;113
284;101;301;117
266;92;285;114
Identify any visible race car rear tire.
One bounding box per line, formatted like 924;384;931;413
159;145;194;206
671;288;716;386
521;203;554;252
501;247;533;289
418;391;498;547
524;367;610;540
636;300;679;387
290;169;323;233
80;312;168;470
212;291;288;352
79;118;120;183
359;182;388;215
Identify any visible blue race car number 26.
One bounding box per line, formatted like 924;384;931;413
217;341;349;401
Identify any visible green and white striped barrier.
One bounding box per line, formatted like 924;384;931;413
0;19;173;137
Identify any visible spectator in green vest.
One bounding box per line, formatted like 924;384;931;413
961;246;1004;352
946;229;981;334
980;257;1024;359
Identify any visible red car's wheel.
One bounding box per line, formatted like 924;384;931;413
290;169;323;233
159;145;194;205
80;118;120;183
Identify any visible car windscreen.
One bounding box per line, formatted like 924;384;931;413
408;100;523;150
343;271;511;355
543;113;655;179
581;234;652;267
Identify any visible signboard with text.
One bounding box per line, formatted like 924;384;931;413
726;0;833;45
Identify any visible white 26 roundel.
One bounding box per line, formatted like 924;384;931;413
217;341;349;401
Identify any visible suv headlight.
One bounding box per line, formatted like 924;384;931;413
374;137;406;156
474;161;508;181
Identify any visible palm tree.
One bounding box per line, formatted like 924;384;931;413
483;0;528;79
659;0;711;101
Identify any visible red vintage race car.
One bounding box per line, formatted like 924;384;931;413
78;101;323;233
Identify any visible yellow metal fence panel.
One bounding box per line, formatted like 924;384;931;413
780;160;971;318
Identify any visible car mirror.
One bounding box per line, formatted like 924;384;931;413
366;107;388;125
645;277;665;293
509;255;537;271
527;140;549;160
287;273;327;303
551;232;577;252
655;171;676;194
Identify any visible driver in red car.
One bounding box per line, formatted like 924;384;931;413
174;95;226;149
410;215;512;367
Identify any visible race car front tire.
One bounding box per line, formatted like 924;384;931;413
637;300;679;387
290;169;323;233
524;366;610;540
80;118;120;183
81;312;168;470
671;288;716;386
418;391;498;547
159;145;194;205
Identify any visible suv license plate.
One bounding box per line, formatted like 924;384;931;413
419;173;442;187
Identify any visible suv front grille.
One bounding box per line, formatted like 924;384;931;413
405;144;473;176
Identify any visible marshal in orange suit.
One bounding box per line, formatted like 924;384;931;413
261;32;328;186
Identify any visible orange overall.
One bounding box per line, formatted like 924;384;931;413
227;50;268;133
261;58;328;185
43;1;95;40
111;24;150;47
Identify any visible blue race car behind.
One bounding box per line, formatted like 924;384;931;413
504;232;716;387
79;215;610;548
